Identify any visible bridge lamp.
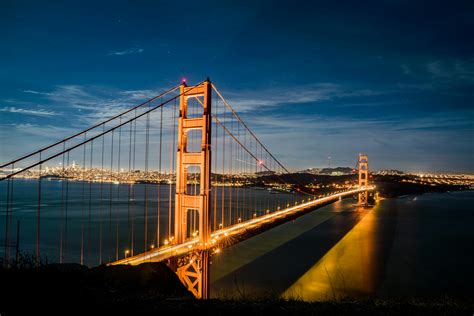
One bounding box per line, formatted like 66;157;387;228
164;239;169;245
125;250;130;258
150;244;155;249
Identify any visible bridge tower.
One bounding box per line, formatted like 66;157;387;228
358;154;369;206
174;79;212;299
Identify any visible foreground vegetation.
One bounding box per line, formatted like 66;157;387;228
0;260;471;315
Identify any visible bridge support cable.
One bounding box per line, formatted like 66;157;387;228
0;85;181;170
0;82;205;267
156;103;163;249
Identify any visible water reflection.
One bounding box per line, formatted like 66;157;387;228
283;204;379;300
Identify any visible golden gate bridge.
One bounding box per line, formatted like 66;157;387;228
0;79;374;298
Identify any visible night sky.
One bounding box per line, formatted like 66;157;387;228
1;0;473;172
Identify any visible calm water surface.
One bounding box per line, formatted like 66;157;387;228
211;191;474;300
2;179;473;300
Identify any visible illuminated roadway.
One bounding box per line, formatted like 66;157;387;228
111;186;375;266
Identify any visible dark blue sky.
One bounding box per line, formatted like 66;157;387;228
1;0;473;172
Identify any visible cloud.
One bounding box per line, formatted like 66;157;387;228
108;47;144;56
12;123;76;138
0;106;59;117
219;83;382;113
402;58;474;84
426;59;474;81
401;64;412;75
46;84;170;125
20;89;55;96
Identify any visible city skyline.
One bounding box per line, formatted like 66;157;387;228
1;1;473;173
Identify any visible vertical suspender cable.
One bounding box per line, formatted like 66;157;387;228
60;142;66;263
99;124;105;264
36;153;42;265
144;111;150;251
80;135;86;265
157;104;163;246
116;118;122;259
87;139;93;264
108;130;114;262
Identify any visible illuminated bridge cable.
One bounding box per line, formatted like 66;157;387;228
211;84;290;174
131;114;137;256
88;139;94;264
65;151;70;260
109;129;114;262
144;111;150;252
0;85;180;170
212;96;218;232
221;96;226;227
195;95;296;200
0;81;206;182
127;117;133;255
60;142;66;263
80;134;86;265
99;124;105;264
229;116;233;225
36;152;42;265
116;118;123;261
212;84;315;197
0;82;205;265
4;165;12;266
157;103;163;247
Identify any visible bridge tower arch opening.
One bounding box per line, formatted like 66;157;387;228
174;79;212;299
358;154;369;206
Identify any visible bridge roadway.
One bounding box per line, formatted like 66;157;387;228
111;186;374;266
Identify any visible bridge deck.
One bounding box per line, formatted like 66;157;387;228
111;187;373;266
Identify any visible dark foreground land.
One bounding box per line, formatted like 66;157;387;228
1;261;472;315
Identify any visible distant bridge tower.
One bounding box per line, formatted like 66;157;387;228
358;154;369;206
174;79;212;299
